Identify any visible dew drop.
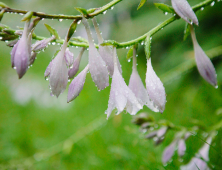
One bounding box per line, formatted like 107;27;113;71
111;6;114;10
59;19;63;22
103;10;107;14
77;20;81;24
42;18;45;20
52;42;56;45
164;12;168;15
215;85;218;89
211;1;215;6
201;7;204;11
141;41;144;45
0;37;2;40
128;59;131;62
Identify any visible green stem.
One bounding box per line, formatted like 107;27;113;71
2;0;122;20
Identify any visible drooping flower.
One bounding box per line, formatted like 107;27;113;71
146;58;166;113
190;25;217;87
162;141;177;164
180;137;212;170
45;40;69;97
32;36;56;52
92;17;122;76
82;17;109;90
105;47;142;118
68;47;85;79
178;139;186;157
67;64;89;102
11;20;32;79
127;47;159;113
171;0;199;25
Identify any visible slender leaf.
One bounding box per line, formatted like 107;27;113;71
44;23;60;39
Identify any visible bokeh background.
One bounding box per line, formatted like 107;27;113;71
0;0;222;169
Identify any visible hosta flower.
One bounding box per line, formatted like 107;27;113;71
180;137;212;170
64;48;74;68
68;47;85;79
105;47;142;118
92;17;122;76
127;48;158;113
162;141;177;164
67;64;89;102
11;20;32;78
32;36;56;52
45;40;69;97
171;0;198;25
146;58;166;113
190;26;217;87
82;17;109;90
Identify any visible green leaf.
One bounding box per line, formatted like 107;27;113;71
126;46;134;60
67;20;77;41
183;23;191;41
0;2;8;8
137;0;147;10
87;8;97;14
75;7;88;15
144;35;152;59
154;3;175;14
0;9;5;22
21;11;33;21
44;24;60;40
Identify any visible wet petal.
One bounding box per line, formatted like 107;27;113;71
178;139;186;157
171;0;198;25
68;47;85;79
44;60;53;78
67;64;89;102
32;36;55;52
65;48;74;67
29;52;37;66
105;48;142;118
146;58;166;113
82;17;109;90
49;41;68;97
191;26;217;87
11;40;19;68
128;49;159;112
162;141;177;164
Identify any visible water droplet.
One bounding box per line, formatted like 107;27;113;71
164;12;168;15
0;37;2;40
141;41;144;45
215;85;218;89
52;42;56;45
13;67;16;69
42;18;45;20
211;1;215;6
128;59;131;62
126;46;129;49
59;19;63;22
201;7;204;11
103;10;107;14
77;20;81;24
111;6;114;10
19;13;24;15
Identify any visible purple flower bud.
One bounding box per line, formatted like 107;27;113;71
48;40;69;97
180;137;212;170
128;48;159;113
29;52;37;66
67;64;89;102
92;17;122;76
105;47;142;118
32;36;55;52
145;131;157;139
65;48;74;68
178;139;186;157
171;0;199;25
157;126;168;138
162;141;177;164
146;58;166;113
11;21;32;79
190;26;217;87
68;47;85;79
82;17;109;90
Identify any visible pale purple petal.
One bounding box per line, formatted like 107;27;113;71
191;26;217;87
128;49;158;112
82;17;109;90
49;41;68;97
162;141;177;164
105;48;142;118
146;58;166;113
12;21;31;79
44;60;53;78
67;64;89;102
65;48;74;67
171;0;198;25
145;131;157;139
178;139;186;157
157;126;168;137
32;36;55;52
29;52;37;66
68;47;85;79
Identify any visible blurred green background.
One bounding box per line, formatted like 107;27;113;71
0;0;222;169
